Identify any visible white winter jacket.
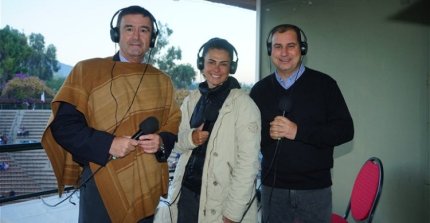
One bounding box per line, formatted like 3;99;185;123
166;88;261;223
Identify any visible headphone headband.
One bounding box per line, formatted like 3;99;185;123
196;38;239;74
266;24;308;56
109;5;159;48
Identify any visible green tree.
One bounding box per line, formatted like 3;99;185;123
0;26;32;84
148;22;196;88
1;74;54;102
26;33;60;81
145;22;176;64
156;46;182;74
170;64;196;89
0;26;59;86
240;83;253;93
46;76;66;92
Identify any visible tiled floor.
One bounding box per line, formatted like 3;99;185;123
0;192;79;223
1;191;262;223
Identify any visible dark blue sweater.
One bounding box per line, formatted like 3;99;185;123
250;68;354;189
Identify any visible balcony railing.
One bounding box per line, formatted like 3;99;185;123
0;143;73;205
0;142;178;205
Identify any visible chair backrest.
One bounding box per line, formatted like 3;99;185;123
349;157;384;222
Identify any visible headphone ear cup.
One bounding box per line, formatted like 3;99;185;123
300;41;308;55
230;61;237;74
110;27;119;43
197;57;204;70
266;42;272;56
150;35;156;48
149;31;158;48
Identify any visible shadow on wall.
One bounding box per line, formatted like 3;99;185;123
389;0;430;26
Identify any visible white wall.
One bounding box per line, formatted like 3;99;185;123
257;0;430;222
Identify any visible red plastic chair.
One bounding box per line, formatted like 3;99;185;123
332;157;384;223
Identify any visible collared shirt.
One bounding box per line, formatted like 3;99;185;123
275;64;305;90
119;52;146;64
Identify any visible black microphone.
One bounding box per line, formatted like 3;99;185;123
278;95;292;117
277;95;292;141
131;116;166;162
132;116;159;139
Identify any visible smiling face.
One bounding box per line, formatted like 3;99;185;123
118;14;153;63
270;29;302;78
202;48;231;89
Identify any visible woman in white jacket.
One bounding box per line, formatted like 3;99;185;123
167;38;261;223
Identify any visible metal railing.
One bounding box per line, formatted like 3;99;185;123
0;142;177;205
0;143;73;204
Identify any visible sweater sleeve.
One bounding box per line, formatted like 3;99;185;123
295;80;354;147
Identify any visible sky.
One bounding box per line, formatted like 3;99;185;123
0;0;257;84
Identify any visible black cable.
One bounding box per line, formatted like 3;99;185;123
42;49;155;208
40;165;104;207
156;190;181;223
237;137;283;222
262;57;304;223
238;178;259;222
41;190;76;207
259;138;282;223
110;61;119;134
111;48;153;135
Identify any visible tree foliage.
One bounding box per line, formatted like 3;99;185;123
26;33;60;81
156;46;182;73
0;22;197;103
0;26;32;84
170;64;196;89
0;26;59;86
1;73;54;102
148;22;196;89
46;76;66;92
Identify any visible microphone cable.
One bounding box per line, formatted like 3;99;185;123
255;136;283;223
157;189;181;223
237;134;284;222
111;48;154;134
40;164;104;207
261;57;304;223
42;49;155;208
240;60;303;222
237;177;259;222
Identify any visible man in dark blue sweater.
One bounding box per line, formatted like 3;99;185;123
250;24;354;223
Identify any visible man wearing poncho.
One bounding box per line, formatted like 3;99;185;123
42;5;180;223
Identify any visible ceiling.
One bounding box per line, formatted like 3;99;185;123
207;0;429;26
389;0;430;26
206;0;256;10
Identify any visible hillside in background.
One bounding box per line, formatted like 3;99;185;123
54;62;72;77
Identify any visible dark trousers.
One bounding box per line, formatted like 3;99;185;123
79;166;111;223
261;185;332;223
137;216;154;223
177;186;200;223
79;166;154;223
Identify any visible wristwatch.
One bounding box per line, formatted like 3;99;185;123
159;141;166;154
155;141;167;162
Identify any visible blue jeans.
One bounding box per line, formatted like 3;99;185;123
261;185;332;223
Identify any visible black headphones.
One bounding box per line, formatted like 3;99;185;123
109;5;159;48
196;38;239;74
266;24;308;56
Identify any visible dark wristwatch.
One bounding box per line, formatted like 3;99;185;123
155;141;167;162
